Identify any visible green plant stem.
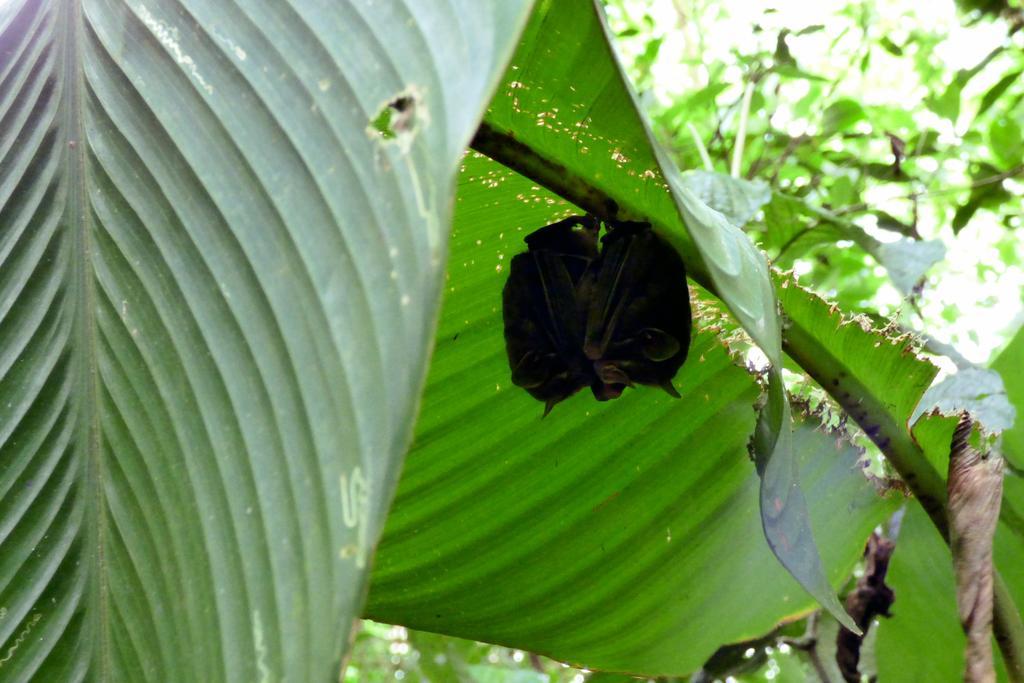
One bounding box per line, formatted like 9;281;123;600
469;121;1024;681
687;122;714;172
731;81;754;178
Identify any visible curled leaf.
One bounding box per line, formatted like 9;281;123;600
948;415;1004;683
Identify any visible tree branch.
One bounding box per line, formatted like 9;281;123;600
469;122;1024;680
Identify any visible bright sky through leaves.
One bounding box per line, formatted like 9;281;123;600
607;0;1024;365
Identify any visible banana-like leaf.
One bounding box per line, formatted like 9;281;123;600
468;0;853;625
0;1;531;679
365;152;895;677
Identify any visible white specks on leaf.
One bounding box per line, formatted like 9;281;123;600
209;25;247;61
137;5;214;95
339;467;370;569
252;610;271;683
403;151;442;260
0;613;42;668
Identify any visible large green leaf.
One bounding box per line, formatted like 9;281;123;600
467;0;853;625
0;1;531;679
364;152;895;676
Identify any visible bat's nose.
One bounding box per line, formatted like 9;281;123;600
591;381;624;401
594;361;630;386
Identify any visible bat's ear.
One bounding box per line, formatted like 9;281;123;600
639;328;681;361
542;398;559;418
660;379;682;399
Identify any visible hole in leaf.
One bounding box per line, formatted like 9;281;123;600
370;94;418;141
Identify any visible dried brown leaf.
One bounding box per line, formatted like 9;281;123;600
948;415;1005;683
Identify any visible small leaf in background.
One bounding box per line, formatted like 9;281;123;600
953;190;987;234
774;28;796;66
988;116;1023;169
753;371;860;633
795;23;827;35
761;193;846;265
911;367;1017;434
873;210;921;239
466;666;549;683
773;63;831;82
875;238;946;295
976;70;1022;119
948;417;1004;683
828;175;858;207
823;98;868;136
680;170;773;228
926;81;963;123
879;35;905;56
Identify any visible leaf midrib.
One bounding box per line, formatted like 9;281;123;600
61;0;110;677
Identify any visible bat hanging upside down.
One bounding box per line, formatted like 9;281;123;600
502;215;692;416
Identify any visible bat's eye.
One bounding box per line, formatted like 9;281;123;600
639;328;680;361
511;351;559;388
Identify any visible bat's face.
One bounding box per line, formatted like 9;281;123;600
502;216;691;415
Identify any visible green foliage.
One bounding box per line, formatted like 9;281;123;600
4;0;1023;680
606;0;1024;329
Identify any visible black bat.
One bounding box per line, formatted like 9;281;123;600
502;215;691;415
502;215;599;415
